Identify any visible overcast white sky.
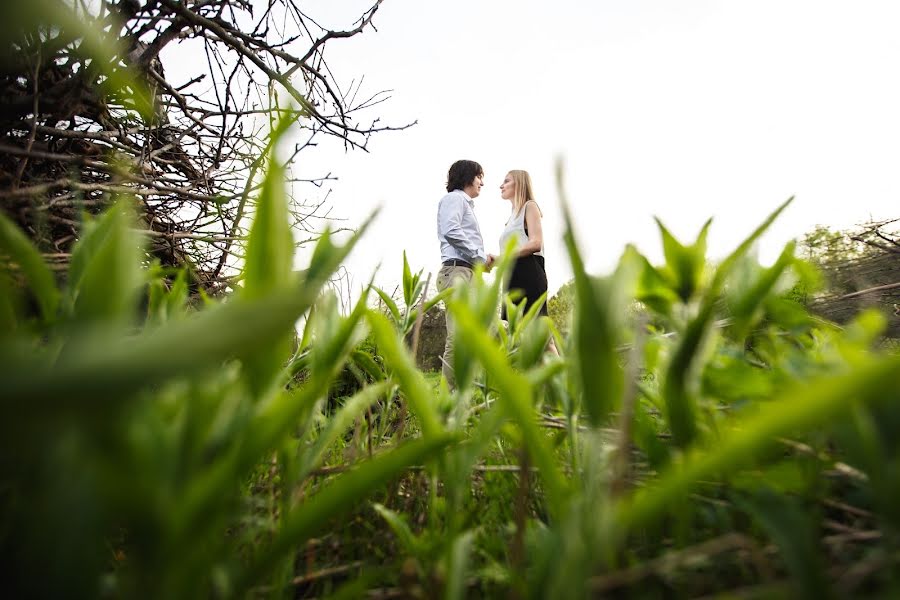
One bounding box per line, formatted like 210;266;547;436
287;1;899;298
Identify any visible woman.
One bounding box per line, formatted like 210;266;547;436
491;169;558;355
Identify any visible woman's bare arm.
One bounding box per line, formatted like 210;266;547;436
518;202;544;257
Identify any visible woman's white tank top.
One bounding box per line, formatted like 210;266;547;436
498;201;543;257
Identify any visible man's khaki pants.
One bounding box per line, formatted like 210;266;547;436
435;264;473;388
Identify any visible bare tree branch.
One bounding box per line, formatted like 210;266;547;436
1;0;412;295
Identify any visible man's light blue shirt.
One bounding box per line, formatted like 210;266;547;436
437;189;486;264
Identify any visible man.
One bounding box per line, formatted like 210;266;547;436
435;159;492;388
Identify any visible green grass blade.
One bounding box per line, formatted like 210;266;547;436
655;217;711;302
0;210;60;324
402;250;413;307
241;155;293;300
239;120;300;391
513;315;551;370
367;311;442;437
727;241;796;340
660;300;712;448
165;269;190;320
307;290;370;380
373;502;422;557
175;346;367;537
350;348;386;381
373;286;402;323
560;199;639;426
67;199;145;326
558;168;618;427
444;530;476;600
711;197;794;291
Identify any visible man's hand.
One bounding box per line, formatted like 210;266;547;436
485;254;497;272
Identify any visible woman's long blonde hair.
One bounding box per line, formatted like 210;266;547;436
508;170;541;217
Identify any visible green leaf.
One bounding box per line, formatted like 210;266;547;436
402;250;414;307
845;406;900;529
239;128;298;392
366;312;442;437
350;348;386;381
514;315;551;371
444;530;476;600
0;209;60;323
165;269;189;319
633;400;670;469
241;157;293;300
711;197;794;292
373;502;423;557
145;264;190;325
635;255;680;318
175;297;374;539
307;291;369;378
0;285;302;410
655;217;711;303
702;349;774;403
373;286;402;324
729;460;810;495
660;302;712;448
727;241;797;340
146;263;167;325
66;199;144;326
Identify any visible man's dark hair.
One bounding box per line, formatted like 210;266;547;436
446;160;484;192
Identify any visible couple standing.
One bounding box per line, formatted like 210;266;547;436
435;159;557;387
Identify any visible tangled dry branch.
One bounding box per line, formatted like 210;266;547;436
808;219;900;336
1;0;411;294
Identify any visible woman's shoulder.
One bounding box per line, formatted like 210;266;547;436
523;200;543;217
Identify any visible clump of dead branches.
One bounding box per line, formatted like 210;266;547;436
1;0;410;294
805;218;900;337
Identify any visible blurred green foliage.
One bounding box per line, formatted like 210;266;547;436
4;143;900;597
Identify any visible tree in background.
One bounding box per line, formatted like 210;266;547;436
789;219;899;336
547;279;574;336
0;0;409;294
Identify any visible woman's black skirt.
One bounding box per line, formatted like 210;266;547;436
501;254;548;320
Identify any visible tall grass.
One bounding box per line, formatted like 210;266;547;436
4;135;900;596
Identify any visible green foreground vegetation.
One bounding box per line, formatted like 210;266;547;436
2;6;899;595
2;113;900;599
